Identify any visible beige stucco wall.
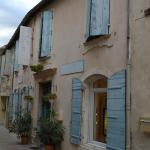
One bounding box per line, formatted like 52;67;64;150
131;1;150;150
12;0;128;150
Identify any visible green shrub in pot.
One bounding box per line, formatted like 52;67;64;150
9;110;32;144
37;110;65;150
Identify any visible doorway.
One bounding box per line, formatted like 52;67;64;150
89;76;107;144
39;81;52;119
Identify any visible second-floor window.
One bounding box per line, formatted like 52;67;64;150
86;0;110;40
39;10;53;58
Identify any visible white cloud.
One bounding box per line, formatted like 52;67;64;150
0;27;16;37
0;0;41;47
0;27;16;46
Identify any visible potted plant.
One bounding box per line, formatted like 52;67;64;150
43;93;57;113
48;93;57;101
43;93;57;102
30;64;44;73
24;95;34;102
37;110;64;150
9;110;32;144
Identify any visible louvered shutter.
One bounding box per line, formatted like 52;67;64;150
106;70;126;150
8;93;13;120
86;0;110;39
18;26;32;65
14;41;19;71
10;48;14;75
70;78;83;144
40;11;53;57
4;50;12;76
19;89;22;111
26;87;30;111
15;91;19;114
23;87;29;111
1;55;6;76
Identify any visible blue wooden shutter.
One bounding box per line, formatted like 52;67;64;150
106;70;126;150
1;55;6;76
70;78;83;144
15;91;19;114
4;50;12;76
86;0;110;38
8;93;13;120
40;11;53;57
23;87;29;111
19;89;22;111
14;40;19;71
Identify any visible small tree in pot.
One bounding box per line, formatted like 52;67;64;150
9;110;32;144
37;110;65;150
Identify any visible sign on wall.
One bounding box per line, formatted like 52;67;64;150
18;26;32;65
60;60;84;75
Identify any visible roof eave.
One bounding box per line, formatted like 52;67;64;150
5;0;53;49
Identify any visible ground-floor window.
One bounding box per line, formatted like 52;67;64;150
89;76;107;144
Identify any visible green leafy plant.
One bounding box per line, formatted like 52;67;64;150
48;93;57;100
9;111;32;138
42;93;57;102
37;110;64;146
24;95;34;102
30;64;43;73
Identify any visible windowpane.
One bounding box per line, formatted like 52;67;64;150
93;92;107;143
92;77;107;143
93;78;107;88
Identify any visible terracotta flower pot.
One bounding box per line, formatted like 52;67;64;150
45;144;54;150
21;136;29;145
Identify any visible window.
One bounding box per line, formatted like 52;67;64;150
70;71;126;149
89;76;107;144
86;0;110;40
39;10;53;58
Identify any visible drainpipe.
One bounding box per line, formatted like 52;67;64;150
126;0;132;149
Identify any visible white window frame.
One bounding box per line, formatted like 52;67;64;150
88;81;107;148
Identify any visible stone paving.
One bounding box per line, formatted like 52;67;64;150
0;125;31;150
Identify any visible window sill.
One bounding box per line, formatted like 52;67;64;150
82;34;112;55
81;142;106;150
39;55;51;61
84;34;111;45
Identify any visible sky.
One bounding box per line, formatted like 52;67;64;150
0;0;41;47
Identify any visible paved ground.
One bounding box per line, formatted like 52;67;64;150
0;125;31;150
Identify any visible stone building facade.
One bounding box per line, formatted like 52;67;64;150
0;0;129;150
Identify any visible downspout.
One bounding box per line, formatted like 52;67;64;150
126;0;132;149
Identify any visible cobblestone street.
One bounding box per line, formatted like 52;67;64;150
0;126;30;150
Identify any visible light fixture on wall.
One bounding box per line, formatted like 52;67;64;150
58;110;63;121
139;117;150;133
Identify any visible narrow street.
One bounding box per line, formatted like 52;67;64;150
0;126;30;150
